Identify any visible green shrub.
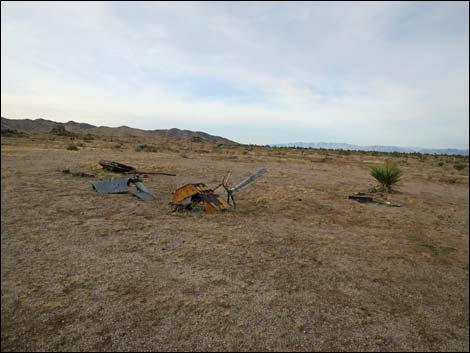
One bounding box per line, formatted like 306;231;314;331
454;163;466;171
371;162;402;192
438;161;444;167
66;144;79;151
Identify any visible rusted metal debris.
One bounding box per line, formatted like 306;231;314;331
348;195;374;203
99;160;135;173
171;183;230;214
62;169;95;178
99;160;176;176
348;192;401;207
92;177;156;201
171;168;268;213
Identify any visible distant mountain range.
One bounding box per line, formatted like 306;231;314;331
3;117;467;155
272;142;469;156
1;117;237;145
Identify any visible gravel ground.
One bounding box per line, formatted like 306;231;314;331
1;136;469;351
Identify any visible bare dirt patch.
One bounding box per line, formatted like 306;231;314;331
1;136;469;351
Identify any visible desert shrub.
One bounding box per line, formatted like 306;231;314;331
50;125;76;137
371;161;402;192
135;144;158;152
83;134;95;142
439;176;457;184
438;161;444;167
66;144;79;151
1;128;28;137
454;163;466;171
190;136;206;143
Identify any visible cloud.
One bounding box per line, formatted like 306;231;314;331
1;1;468;148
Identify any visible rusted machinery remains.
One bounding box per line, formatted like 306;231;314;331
99;160;176;176
172;183;231;214
171;168;268;213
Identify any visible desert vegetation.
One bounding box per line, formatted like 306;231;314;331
370;162;403;192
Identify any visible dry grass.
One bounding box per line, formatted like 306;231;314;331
1;135;469;351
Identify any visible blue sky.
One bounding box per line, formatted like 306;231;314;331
1;1;469;148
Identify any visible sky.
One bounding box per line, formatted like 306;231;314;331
1;1;469;148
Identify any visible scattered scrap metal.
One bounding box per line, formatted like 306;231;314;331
348;192;401;207
92;177;156;201
171;168;268;213
89;160;175;201
99;160;176;176
348;194;374;203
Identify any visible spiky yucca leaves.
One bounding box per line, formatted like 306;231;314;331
371;162;402;192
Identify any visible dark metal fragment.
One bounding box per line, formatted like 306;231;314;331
98;160;176;176
92;177;156;201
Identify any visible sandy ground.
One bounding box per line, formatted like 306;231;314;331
1;135;469;351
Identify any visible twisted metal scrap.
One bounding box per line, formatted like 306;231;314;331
99;160;176;176
214;168;268;207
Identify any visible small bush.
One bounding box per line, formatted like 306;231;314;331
371;162;402;192
453;163;466;171
66;144;79;151
83;134;95;142
50;125;76;137
438;161;444;167
294;322;304;331
135;144;158;152
190;136;205;143
1;128;28;137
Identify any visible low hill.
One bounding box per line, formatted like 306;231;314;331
1;117;238;145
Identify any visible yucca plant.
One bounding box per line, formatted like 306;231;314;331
371;161;402;192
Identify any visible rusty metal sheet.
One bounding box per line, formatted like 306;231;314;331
198;191;230;213
172;183;210;204
172;183;230;213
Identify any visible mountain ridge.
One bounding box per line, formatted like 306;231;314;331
2;117;467;155
1;117;237;145
272;142;469;156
